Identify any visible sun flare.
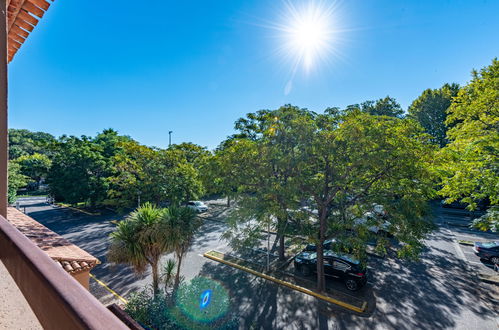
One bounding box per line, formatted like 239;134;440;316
280;1;336;72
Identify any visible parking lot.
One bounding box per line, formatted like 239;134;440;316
435;205;499;278
18;197;499;329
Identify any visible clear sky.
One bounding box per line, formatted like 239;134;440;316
8;0;499;150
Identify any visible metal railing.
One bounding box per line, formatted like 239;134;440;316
0;215;131;329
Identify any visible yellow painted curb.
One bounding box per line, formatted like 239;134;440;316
55;203;100;216
203;251;367;313
90;273;128;304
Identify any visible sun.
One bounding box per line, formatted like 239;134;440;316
280;1;336;73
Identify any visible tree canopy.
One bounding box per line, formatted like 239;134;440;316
408;83;460;147
437;59;499;230
219;105;435;292
8;129;55;160
346;96;404;118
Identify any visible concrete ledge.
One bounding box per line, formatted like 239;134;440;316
203;250;367;313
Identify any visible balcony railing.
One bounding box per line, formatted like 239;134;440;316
0;214;134;329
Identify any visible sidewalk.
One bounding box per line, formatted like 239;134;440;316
0;261;42;329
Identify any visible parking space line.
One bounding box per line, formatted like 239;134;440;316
90;273;128;304
453;242;467;262
467;261;485;265
203;250;367;313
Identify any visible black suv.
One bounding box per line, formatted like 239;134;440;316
293;250;367;291
474;241;499;264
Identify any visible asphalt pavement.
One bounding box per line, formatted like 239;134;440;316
18;197;499;329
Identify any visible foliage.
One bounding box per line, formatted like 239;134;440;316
471;206;499;232
108;203;201;293
161;259;177;293
169;142;210;169
15;153;52;187
107;143;204;209
124;279;238;330
437;59;498;228
8;161;30;204
159;206;201;288
108;203;174;292
298;110;434;291
219;106;435;292
106;141;162;209
408;83;460;147
222;105;315;260
46;135;109;207
8;129;56;160
346;96;404;118
124;289;177;329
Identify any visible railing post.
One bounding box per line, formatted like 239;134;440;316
0;0;7;218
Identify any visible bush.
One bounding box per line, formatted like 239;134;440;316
124;279;239;330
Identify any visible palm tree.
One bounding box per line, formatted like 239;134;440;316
161;206;201;289
108;203;174;293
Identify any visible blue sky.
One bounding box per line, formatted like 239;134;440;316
8;0;499;150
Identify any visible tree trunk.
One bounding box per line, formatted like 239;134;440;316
174;253;183;290
151;259;159;294
278;233;285;261
316;211;327;293
227;195;231;207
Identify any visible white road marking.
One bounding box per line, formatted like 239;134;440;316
453;241;467;261
467;261;485;265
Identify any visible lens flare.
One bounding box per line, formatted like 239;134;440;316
283;1;334;72
272;0;340;75
173;276;230;325
200;289;212;309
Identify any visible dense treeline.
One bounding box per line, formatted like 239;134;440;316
8;129;207;210
7;59;498;237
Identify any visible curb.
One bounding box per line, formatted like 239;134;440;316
90;273;128;304
478;274;499;285
55;203;101;216
203;250;367;313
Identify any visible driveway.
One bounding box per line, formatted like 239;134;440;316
18;197;499;329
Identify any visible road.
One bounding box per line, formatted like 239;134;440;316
19;197;498;329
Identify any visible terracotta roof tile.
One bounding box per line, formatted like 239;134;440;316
7;208;99;275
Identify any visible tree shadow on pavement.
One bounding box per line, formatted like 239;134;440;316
198;260;370;329
333;243;497;329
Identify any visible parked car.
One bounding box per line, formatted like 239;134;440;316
293;250;368;291
474;241;499;264
354;212;391;236
303;238;353;253
187;201;208;213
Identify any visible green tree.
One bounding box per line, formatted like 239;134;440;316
8;129;55;160
160;206;201;289
222;105;314;260
347;96;404;118
15;153;52;188
438;59;499;228
8;161;30;203
93;128;134;159
107;142;204;209
295;110;434;292
157;149;204;206
169;142;210;169
408;83;460;147
46;136;108;207
108;203;174;293
201;143;242;206
107;141;161;209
